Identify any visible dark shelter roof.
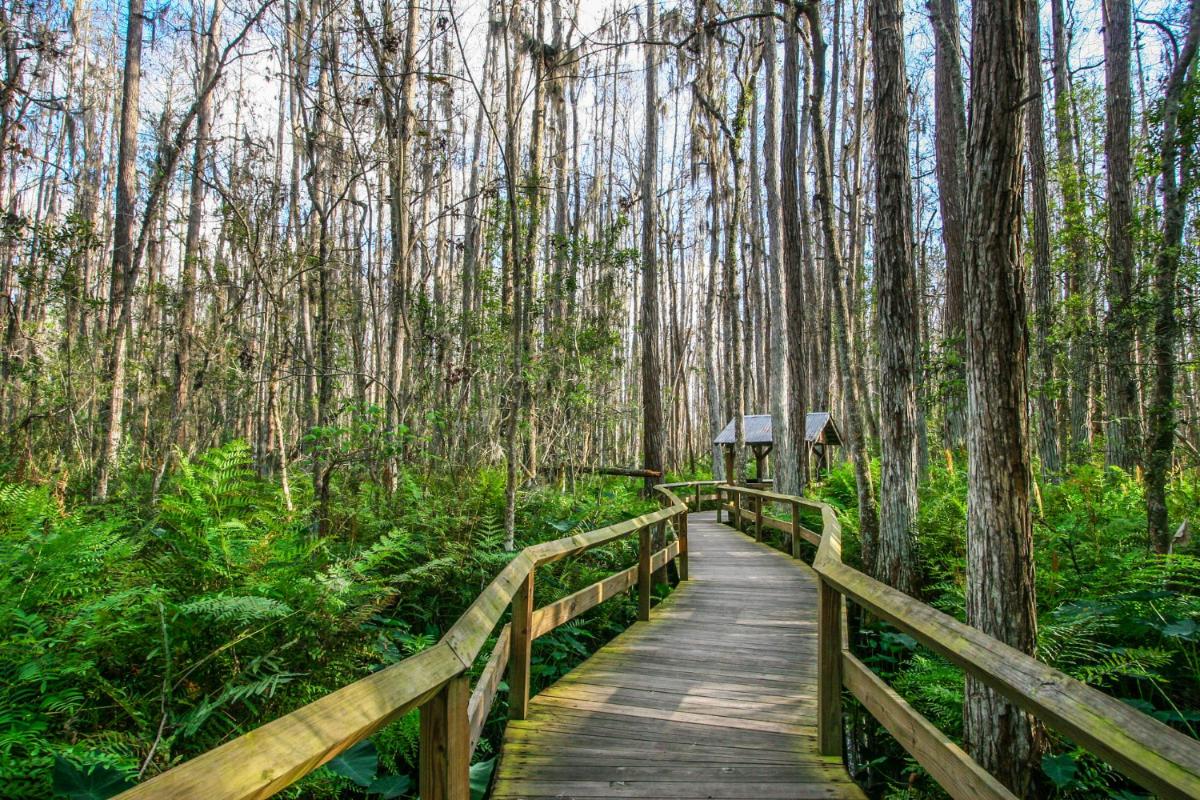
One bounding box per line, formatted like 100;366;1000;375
713;413;841;446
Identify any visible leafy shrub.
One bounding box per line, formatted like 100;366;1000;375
1;442;659;798
824;457;1200;798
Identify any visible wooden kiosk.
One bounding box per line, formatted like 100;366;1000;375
713;412;842;482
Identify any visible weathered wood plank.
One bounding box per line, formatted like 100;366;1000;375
490;779;864;799
638;525;652;621
116;643;463;800
817;577;844;757
494;764;853;782
507;571;534;720
420;674;471;800
494;512;866;800
443;551;534;668
467;625;509;752
529;542;678;640
531;565;636;638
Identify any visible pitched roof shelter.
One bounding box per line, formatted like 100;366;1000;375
713;413;842;481
713;413;841;447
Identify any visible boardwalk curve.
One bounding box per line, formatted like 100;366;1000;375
492;511;867;800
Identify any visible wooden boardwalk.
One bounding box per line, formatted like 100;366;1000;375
492;511;866;800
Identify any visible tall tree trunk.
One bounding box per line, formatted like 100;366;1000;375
870;0;919;596
387;0;420;455
1050;0;1092;460
1102;0;1139;470
962;0;1042;790
927;0;967;450
94;0;145;500
781;4;809;492
169;0;223;455
1146;0;1200;552
1024;0;1062;476
802;1;878;553
763;2;794;495
641;0;663;493
705;169;725;480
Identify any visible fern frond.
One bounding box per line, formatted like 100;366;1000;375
178;595;294;625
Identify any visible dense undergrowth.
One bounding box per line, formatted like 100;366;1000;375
0;442;662;799
812;457;1200;799
5;438;1198;800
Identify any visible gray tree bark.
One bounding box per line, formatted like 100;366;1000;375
95;0;144;500
781;3;809;492
641;0;663;493
1102;0;1139;471
1024;0;1063;476
870;0;919;596
927;0;967;451
762;3;794;495
962;0;1042;790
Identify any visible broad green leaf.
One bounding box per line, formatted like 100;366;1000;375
52;759;133;800
1042;752;1077;789
368;774;412;799
470;758;496;800
327;740;378;787
1162;618;1197;639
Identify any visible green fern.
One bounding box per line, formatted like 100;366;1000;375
179;595;294;625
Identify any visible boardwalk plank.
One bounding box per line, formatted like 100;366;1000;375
493;511;866;800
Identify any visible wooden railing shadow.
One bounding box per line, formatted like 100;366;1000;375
717;482;1200;800
114;480;720;800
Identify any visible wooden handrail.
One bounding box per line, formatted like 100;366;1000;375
115;482;701;800
717;482;1200;800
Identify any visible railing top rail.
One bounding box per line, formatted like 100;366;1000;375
716;481;1200;800
116;480;706;800
718;481;826;511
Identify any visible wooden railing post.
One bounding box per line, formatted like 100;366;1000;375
817;577;844;756
678;511;689;581
419;675;470;800
733;489;742;532
638;525;652;621
754;495;763;541
652;519;668;585
508;569;534;720
790;499;801;559
716;487;723;523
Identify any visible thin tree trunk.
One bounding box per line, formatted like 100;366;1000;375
94;0;144;500
1146;0;1200;551
802;1;878;553
169;0;223;456
927;0;967;450
781;4;809;492
641;0;663;493
1024;0;1062;476
763;2;794;495
1051;0;1093;460
1102;0;1139;470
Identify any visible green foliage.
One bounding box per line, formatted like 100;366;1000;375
0;441;658;798
826;457;1200;798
